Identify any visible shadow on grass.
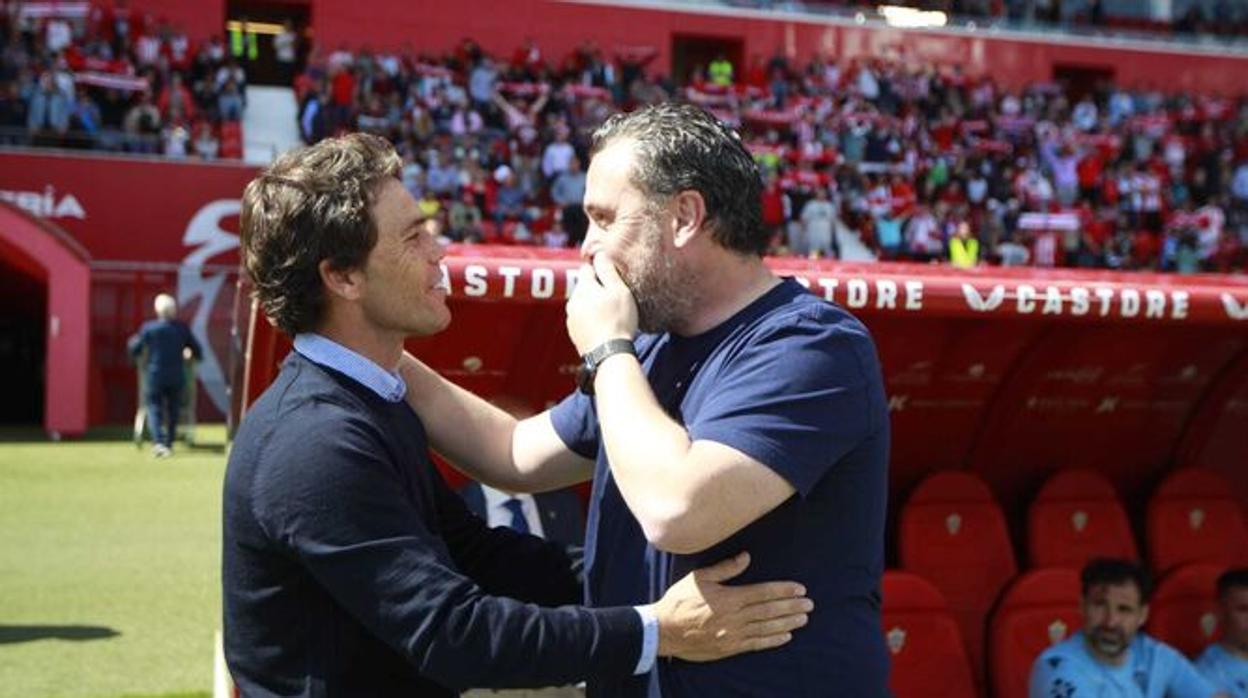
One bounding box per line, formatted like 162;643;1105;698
0;624;120;644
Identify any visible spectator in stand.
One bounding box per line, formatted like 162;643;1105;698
447;190;484;242
799;185;839;258
1030;558;1226;698
906;204;944;261
122;91;161;153
70;86;102;147
541;125;576;181
551;154;588;246
1196;568;1248;698
273;20;299;85
217;78;244;122
26;71;70;140
492;165;527;225
157;72;196;124
194;121;219;160
948;221;980;268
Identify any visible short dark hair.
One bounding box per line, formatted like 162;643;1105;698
1217;568;1248;598
1082;558;1152;603
590;102;767;256
240;133;401;335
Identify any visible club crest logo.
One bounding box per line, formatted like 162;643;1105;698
1048;619;1068;645
945;512;962;535
887;626;907;655
1189;508;1206;530
1200;613;1218;638
1071;510;1089;532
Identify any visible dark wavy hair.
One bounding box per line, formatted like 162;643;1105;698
1082;558;1152;603
240;133;401;335
590;102;767;256
1217;568;1248;598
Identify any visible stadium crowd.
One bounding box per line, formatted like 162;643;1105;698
294;38;1248;273
0;1;249;159
3;1;1247;273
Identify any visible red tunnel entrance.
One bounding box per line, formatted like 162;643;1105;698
0;202;91;437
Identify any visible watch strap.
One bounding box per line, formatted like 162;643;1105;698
577;338;636;395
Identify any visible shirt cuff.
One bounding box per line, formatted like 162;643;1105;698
632;604;660;675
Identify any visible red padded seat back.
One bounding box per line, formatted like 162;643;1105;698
1147;563;1225;658
882;570;978;698
900;471;1017;687
1028;469;1139;569
1147;469;1248;574
989;568;1083;698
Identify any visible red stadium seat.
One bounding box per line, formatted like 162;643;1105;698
1147;469;1248;574
1028;469;1138;569
989;568;1083;698
899;471;1017;690
1147;563;1226;658
882;571;977;698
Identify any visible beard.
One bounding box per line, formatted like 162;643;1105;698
623;216;696;334
1087;627;1129;659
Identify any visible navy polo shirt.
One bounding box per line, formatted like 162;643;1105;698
552;279;891;697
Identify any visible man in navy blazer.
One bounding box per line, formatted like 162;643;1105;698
224;133;813;697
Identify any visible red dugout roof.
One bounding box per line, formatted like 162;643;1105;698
241;247;1248;518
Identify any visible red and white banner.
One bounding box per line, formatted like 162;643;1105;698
73;71;149;92
18;1;90;19
430;248;1248;326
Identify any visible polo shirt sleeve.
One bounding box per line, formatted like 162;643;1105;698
549;389;600;459
687;308;883;497
253;404;640;690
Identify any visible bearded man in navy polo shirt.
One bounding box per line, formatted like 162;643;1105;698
400;103;891;696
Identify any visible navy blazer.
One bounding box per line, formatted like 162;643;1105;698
223;353;641;696
459;482;586;549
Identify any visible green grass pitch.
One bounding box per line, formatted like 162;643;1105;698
0;426;227;698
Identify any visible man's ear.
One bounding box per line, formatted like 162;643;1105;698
671;190;708;249
1138;603;1149;627
319;259;365;302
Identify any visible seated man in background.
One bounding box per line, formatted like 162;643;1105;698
1197;568;1248;698
1030;558;1226;698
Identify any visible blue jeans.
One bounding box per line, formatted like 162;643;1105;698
145;382;183;448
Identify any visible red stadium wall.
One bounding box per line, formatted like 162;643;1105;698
0;151;258;431
0;202;92;437
308;0;1248;94
114;0;225;41
126;0;1248;94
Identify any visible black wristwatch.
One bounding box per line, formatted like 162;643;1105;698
576;338;637;396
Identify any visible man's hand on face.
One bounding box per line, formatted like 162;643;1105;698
566;253;639;356
651;552;813;662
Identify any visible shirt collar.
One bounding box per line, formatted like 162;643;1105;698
293;333;407;403
481;483;524;511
